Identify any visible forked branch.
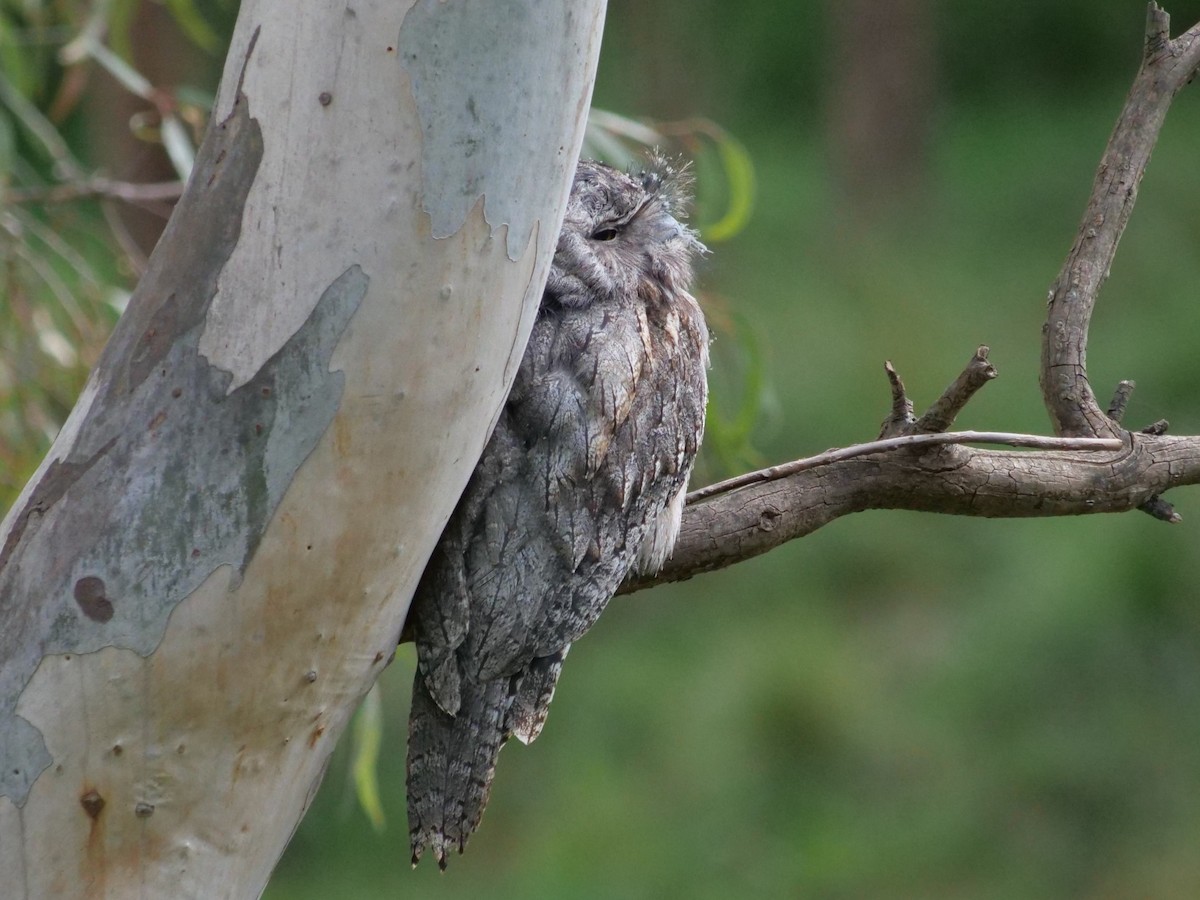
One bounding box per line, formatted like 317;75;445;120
624;3;1200;594
1041;3;1200;437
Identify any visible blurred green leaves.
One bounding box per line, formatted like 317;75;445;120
700;307;770;479
584;108;756;246
351;683;387;833
0;0;228;506
161;0;224;53
674;120;755;244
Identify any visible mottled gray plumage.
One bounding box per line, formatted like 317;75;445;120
406;158;709;868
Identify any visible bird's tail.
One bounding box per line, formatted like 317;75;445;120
406;649;569;868
406;671;512;869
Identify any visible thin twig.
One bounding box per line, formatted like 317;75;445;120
687;431;1125;504
916;346;997;433
5;178;186;207
100;200;149;277
877;360;915;437
1107;380;1136;422
1139;494;1181;523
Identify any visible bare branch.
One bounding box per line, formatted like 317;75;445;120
624;432;1198;593
878;360;916;437
5;178;185;209
916;345;997;433
1139;494;1181;523
1106;379;1137;422
1040;4;1200;437
100;200;151;276
879;347;997;439
617;6;1200;595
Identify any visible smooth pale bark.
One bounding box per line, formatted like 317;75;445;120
0;1;606;896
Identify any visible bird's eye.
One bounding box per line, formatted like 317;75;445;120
591;227;619;242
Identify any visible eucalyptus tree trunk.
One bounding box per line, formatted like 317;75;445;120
0;1;606;896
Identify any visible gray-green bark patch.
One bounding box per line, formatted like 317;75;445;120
399;0;584;260
0;93;367;806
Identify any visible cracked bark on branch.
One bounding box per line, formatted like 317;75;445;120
1042;3;1200;438
624;3;1200;595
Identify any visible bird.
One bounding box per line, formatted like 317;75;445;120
405;157;709;868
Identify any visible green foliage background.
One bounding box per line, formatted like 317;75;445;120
7;1;1200;897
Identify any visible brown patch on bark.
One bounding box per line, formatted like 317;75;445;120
80;788;106;820
74;577;115;623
